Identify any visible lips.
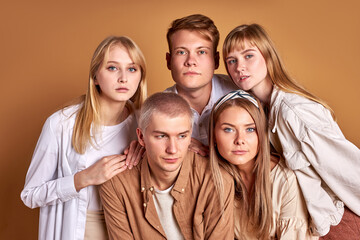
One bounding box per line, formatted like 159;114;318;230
183;71;200;76
239;75;249;81
163;157;179;163
232;150;248;155
115;87;128;92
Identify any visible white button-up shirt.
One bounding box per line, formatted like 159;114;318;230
21;103;137;240
165;74;237;146
268;86;360;236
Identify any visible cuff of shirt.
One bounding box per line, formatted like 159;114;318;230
57;174;80;201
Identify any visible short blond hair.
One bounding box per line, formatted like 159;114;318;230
139;92;193;131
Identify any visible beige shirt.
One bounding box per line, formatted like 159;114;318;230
235;160;317;240
100;151;234;240
269;86;360;236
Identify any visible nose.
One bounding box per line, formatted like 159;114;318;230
234;132;245;145
166;138;178;154
236;60;245;73
117;69;127;83
184;52;197;67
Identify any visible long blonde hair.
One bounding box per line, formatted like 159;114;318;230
72;36;147;154
209;97;272;240
223;24;335;119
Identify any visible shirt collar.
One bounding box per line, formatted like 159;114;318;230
139;151;192;195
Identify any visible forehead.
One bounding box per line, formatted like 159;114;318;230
170;29;213;49
146;112;192;133
217;106;254;125
230;39;257;52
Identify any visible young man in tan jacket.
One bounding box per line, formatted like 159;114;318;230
100;92;234;240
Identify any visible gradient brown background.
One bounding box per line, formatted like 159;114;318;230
1;0;359;239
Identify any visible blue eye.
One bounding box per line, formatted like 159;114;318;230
179;134;188;139
227;59;236;65
108;66;117;71
176;50;186;55
128;67;137;72
245;54;253;59
224;127;234;133
247;127;256;132
198;50;206;55
155;134;165;139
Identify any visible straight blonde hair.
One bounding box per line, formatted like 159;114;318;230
209;97;272;240
223;24;335;119
72;36;147;154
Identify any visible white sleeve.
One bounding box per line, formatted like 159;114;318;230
20;116;80;209
276;106;359;235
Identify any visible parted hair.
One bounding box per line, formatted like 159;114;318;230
223;23;335;118
72;36;147;154
138;92;193;131
209;97;272;240
166;14;220;54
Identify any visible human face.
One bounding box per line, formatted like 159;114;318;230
137;112;192;178
166;30;218;93
225;40;271;93
214;106;258;167
95;45;141;104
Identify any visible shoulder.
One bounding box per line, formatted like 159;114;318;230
102;165;141;192
271;158;297;188
42;104;80;132
272;89;334;129
190;152;233;187
163;84;177;93
212;74;238;92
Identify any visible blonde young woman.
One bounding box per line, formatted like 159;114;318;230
223;24;360;238
21;36;147;240
210;90;315;239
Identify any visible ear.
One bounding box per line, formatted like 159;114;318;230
214;51;220;70
166;52;171;70
93;75;98;85
136;128;146;147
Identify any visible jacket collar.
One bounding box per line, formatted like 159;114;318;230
140;151;192;196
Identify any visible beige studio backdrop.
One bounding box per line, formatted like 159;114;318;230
1;0;359;239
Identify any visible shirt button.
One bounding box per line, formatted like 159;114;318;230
150;187;154;191
181;188;185;192
141;187;145;192
143;203;147;207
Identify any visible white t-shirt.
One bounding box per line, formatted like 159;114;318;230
165;74;237;146
21;103;138;240
153;185;184;240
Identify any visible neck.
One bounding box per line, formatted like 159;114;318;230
176;82;212;114
150;166;181;191
236;159;256;193
98;98;127;126
250;77;273;108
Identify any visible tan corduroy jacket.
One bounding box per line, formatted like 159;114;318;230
100;151;234;240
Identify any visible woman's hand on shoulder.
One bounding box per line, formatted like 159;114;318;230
74;154;127;192
189;138;209;157
123;140;145;169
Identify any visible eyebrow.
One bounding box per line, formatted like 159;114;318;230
106;60;136;65
173;46;211;51
225;49;256;60
221;122;256;127
152;130;190;135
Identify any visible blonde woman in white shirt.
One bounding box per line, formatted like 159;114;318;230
223;24;360;239
209;90;315;239
21;36;147;240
